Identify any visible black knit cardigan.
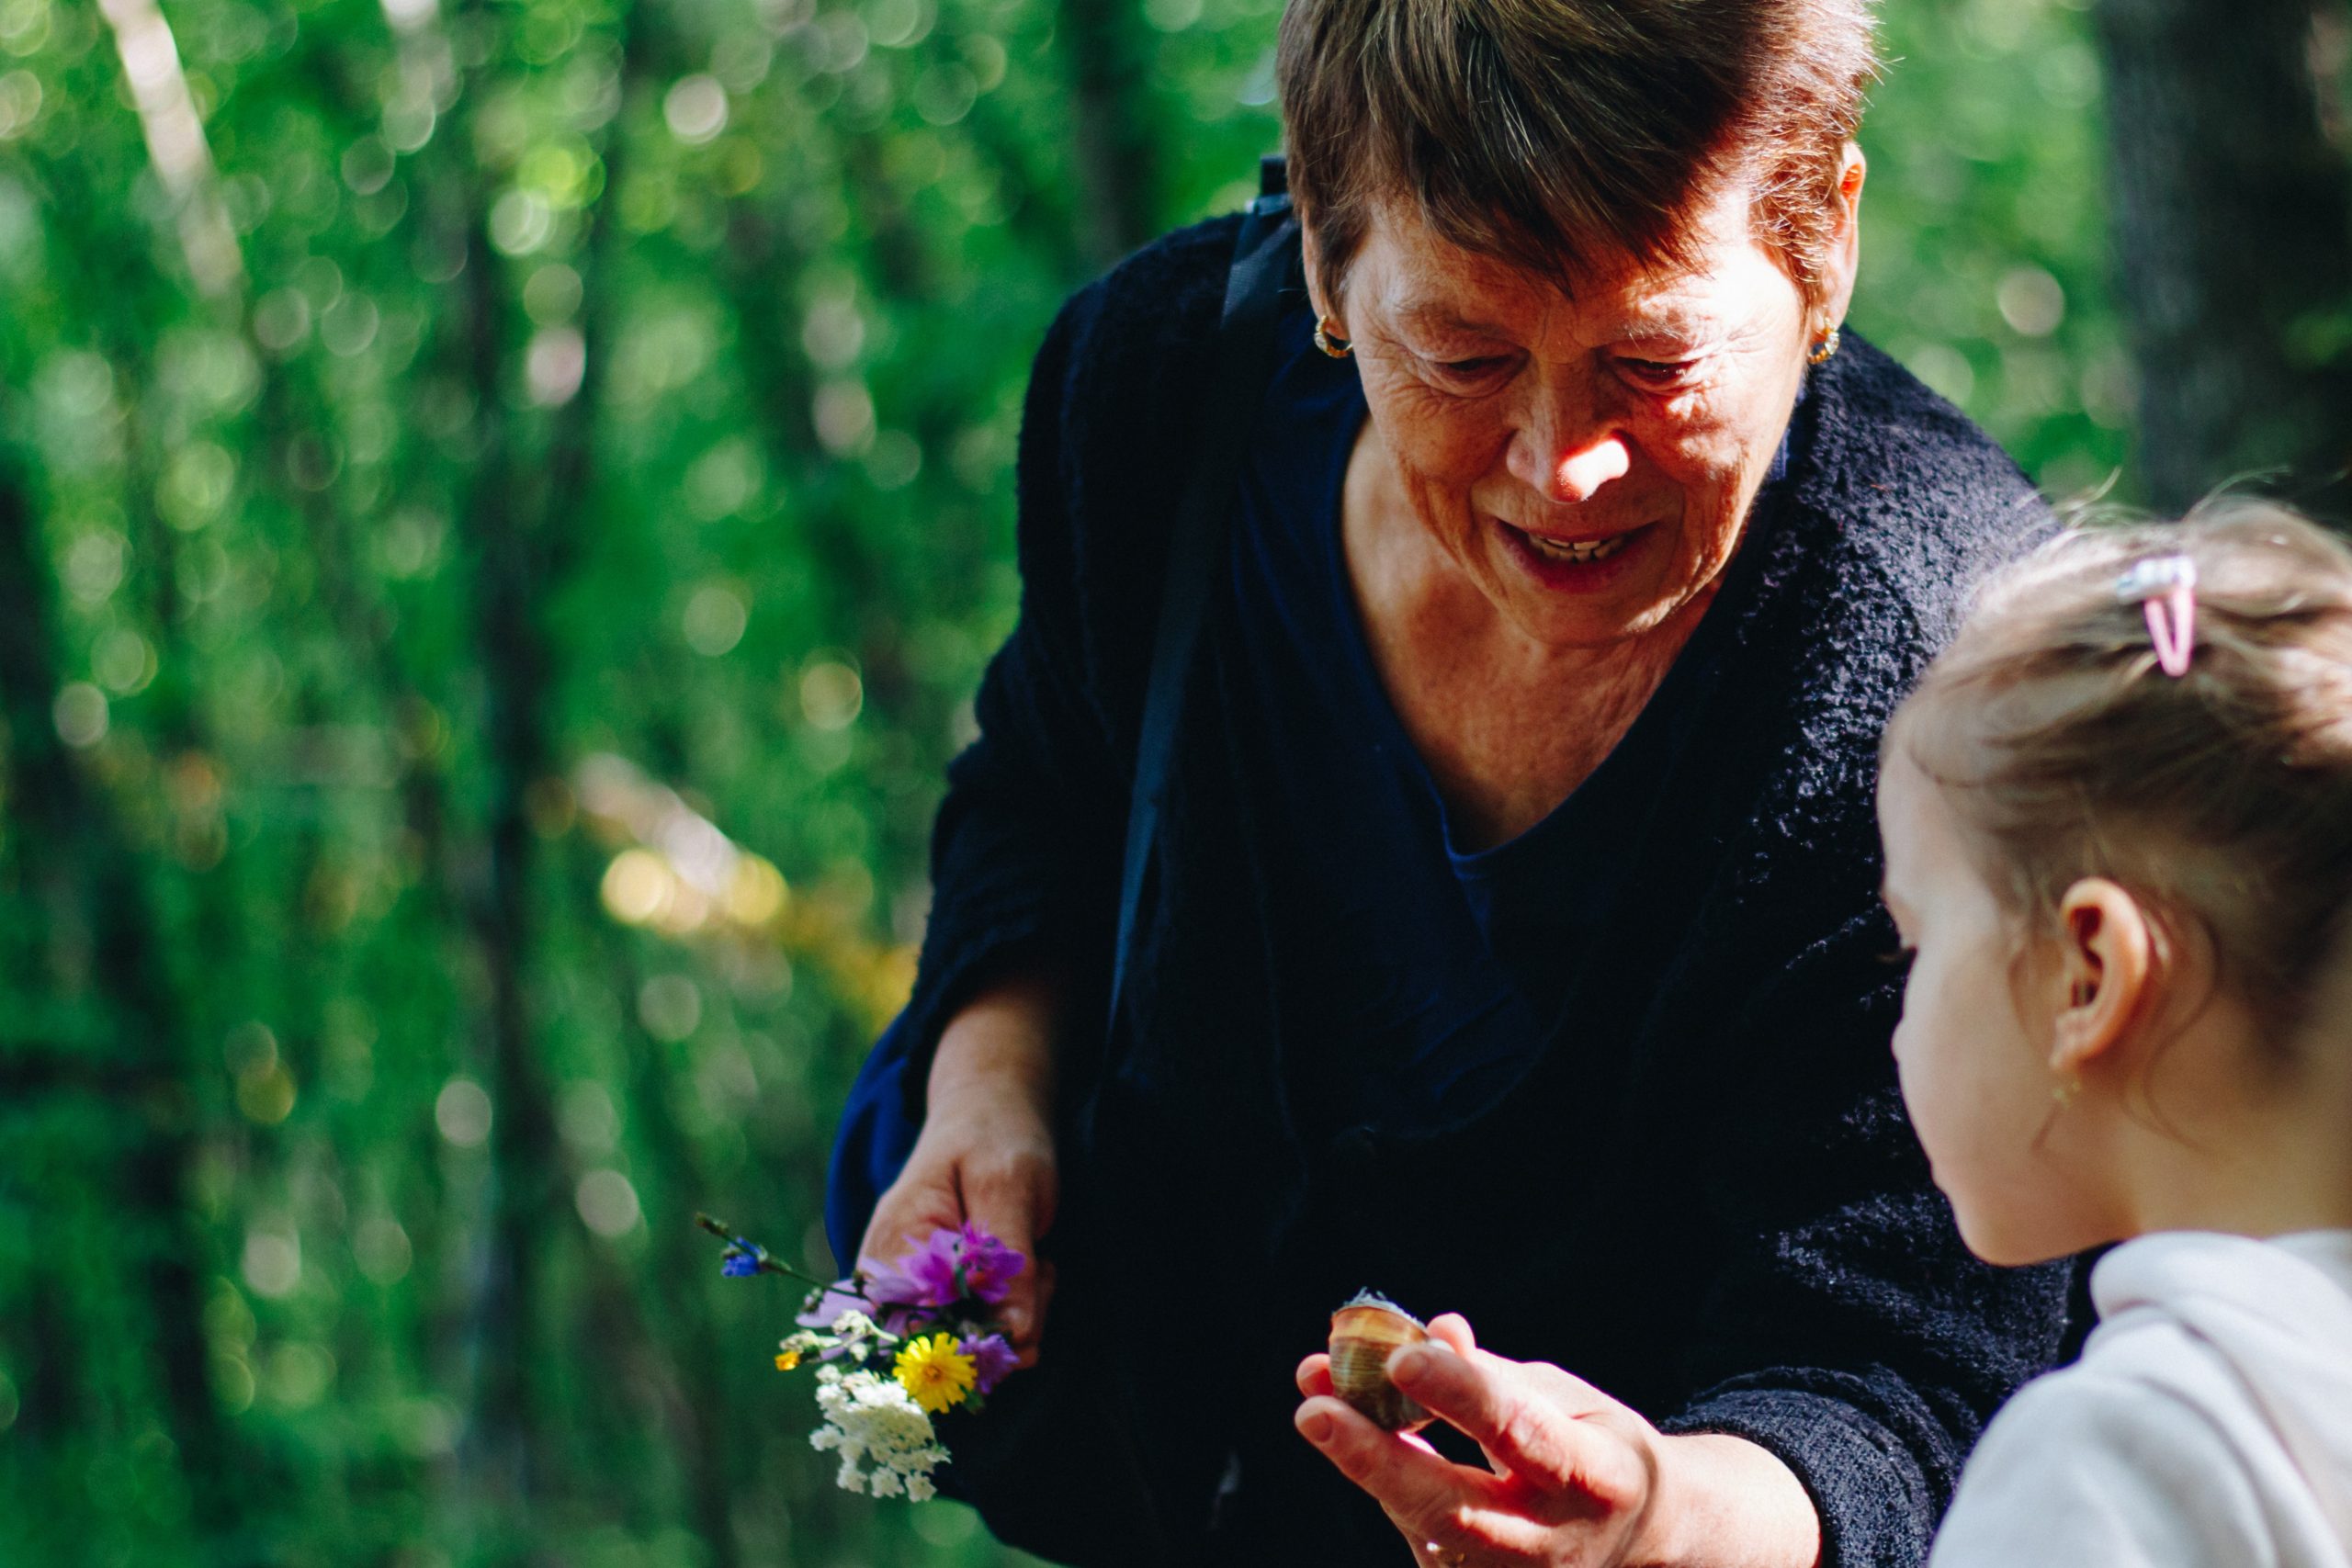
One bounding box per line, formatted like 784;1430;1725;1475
847;214;2077;1568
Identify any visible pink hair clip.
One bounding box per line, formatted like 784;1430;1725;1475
2116;554;2199;678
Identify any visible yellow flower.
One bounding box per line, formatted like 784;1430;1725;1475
775;1349;800;1371
892;1332;977;1415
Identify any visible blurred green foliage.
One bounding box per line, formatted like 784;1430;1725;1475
0;0;2124;1562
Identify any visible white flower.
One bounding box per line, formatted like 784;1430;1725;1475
826;1309;888;1342
808;1366;948;1498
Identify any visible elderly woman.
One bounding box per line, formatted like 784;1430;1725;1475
825;1;2074;1563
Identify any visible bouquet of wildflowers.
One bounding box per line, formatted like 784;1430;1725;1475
698;1213;1024;1501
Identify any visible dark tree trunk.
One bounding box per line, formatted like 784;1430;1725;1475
1059;0;1160;268
443;3;640;1528
0;460;237;1537
2095;0;2352;515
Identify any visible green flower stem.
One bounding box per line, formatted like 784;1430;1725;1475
694;1212;855;1294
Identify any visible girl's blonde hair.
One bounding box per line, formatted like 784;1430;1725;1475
1890;502;2352;1046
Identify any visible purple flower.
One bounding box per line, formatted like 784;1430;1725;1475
883;1224;1030;1310
954;1223;1026;1306
962;1333;1019;1395
857;1253;937;1310
720;1252;762;1279
901;1230;966;1308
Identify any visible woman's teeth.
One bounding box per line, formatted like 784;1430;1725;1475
1522;530;1629;563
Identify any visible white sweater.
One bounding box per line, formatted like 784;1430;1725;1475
1929;1230;2352;1568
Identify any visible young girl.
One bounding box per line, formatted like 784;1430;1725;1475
1876;502;2352;1566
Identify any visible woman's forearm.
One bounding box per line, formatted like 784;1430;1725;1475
924;968;1061;1122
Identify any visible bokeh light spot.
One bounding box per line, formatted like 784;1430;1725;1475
53;682;108;748
663;74;728;144
601;849;673;926
266;1343;334;1408
811;380;875;455
241;1230;300;1298
435;1077;492;1146
723;855;788;927
798;658;863;730
63;532;128;604
912;62;976;125
489;188;553;255
684;584;748;656
0;70;41;139
354;1217;413;1284
1996;265;2065;337
866;0;932;48
526;326;585;405
574;1169;641;1236
235;1062;296;1124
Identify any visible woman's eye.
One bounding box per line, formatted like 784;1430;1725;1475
1430;355;1511;386
1619;357;1698;389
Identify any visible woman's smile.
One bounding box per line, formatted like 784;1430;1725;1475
1493;517;1654;589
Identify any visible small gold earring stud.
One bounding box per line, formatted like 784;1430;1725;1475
1314;317;1353;359
2052;1075;2081;1109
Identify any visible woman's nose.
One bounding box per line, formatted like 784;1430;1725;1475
1545;436;1632;502
1514;429;1631;504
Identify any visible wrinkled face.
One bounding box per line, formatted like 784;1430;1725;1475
1322;184;1821;649
1876;746;2103;1267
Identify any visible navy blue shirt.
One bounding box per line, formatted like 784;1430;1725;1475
1223;306;1790;1142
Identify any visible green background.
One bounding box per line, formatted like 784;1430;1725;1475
0;0;2131;1562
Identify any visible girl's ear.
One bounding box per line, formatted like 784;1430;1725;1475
2052;878;2154;1076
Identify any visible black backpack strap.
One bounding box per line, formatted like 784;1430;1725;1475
1106;156;1296;1033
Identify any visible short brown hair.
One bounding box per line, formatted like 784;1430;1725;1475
1891;504;2352;1047
1277;0;1878;308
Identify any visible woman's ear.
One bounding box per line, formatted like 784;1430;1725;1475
1818;141;1866;333
2051;877;2154;1077
1300;220;1334;326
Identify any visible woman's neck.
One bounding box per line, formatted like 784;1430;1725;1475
1341;433;1713;850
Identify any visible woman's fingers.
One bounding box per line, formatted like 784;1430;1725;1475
1296;1352;1334;1398
1296;1396;1484;1519
1296;1396;1555;1562
1387;1342;1610;1488
954;1142;1056;1348
1427;1313;1477;1356
859;1170;963;1276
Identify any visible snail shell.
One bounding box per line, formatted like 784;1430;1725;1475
1328;1291;1431;1433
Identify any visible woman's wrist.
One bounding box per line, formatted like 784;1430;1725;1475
1633;1432;1822;1568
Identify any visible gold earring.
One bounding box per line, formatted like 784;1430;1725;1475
1314;317;1353;359
1807;325;1841;367
2052;1074;2081;1109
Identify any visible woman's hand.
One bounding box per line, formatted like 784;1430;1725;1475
857;973;1060;1361
1295;1315;1820;1568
